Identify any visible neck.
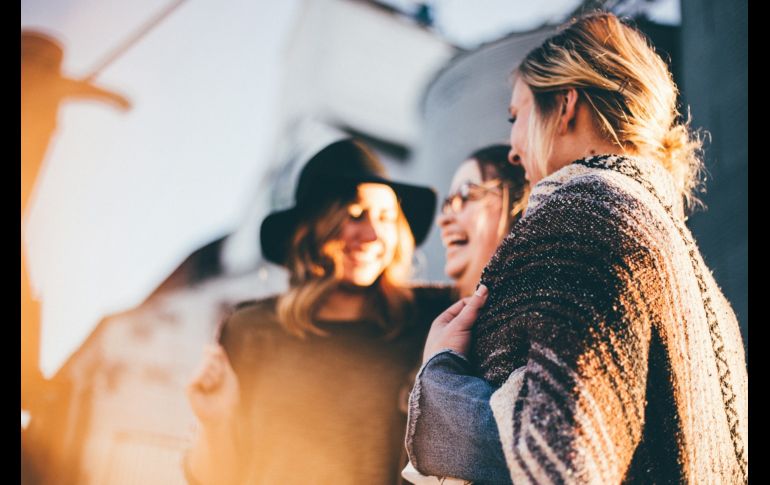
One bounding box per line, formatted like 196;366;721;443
457;276;476;299
556;136;621;171
316;285;370;321
550;103;626;174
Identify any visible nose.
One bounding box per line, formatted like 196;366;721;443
356;216;378;243
437;209;454;229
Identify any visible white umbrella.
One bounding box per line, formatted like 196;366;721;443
22;0;301;378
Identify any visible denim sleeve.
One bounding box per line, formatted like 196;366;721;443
405;350;512;485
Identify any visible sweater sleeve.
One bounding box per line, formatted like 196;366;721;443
477;179;656;484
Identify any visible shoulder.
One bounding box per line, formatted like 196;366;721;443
410;282;456;303
532;169;637;217
218;295;282;346
408;283;457;320
230;295;280;320
525;156;677;234
487;165;666;294
516;167;662;255
410;282;456;301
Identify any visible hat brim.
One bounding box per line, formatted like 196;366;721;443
54;78;132;109
22;70;132;109
260;176;436;266
260;207;302;266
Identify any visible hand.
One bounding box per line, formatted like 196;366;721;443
186;344;240;428
422;284;488;364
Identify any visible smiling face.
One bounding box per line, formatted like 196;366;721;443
325;183;400;287
438;160;505;297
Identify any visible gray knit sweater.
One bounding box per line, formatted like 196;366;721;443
471;154;748;484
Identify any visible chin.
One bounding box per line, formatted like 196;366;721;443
346;269;383;287
444;261;465;281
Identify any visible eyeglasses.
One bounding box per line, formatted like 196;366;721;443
441;180;505;215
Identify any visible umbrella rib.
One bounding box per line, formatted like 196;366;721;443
83;0;190;82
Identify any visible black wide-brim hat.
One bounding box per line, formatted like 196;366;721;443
260;139;437;266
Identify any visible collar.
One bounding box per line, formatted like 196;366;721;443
525;154;685;221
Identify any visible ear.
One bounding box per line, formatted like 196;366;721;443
557;88;579;134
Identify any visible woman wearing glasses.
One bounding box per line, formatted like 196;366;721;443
438;145;529;298
407;12;746;484
401;145;528;485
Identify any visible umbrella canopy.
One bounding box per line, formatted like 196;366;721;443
22;0;302;378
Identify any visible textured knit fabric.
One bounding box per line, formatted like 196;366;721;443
469;154;748;484
218;285;454;485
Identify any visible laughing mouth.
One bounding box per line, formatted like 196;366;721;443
346;251;382;263
443;234;469;248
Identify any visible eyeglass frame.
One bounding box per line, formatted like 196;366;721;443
441;180;507;216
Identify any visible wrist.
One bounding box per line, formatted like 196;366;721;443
423;346;467;365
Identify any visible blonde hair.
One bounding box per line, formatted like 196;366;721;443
516;11;705;212
276;193;415;339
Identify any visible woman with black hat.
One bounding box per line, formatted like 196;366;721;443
184;139;453;484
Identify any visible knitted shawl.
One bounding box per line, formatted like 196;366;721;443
470;154;748;484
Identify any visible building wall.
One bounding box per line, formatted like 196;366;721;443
220;0;454;275
680;0;748;350
412;27;557;283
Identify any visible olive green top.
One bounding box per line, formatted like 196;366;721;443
219;285;454;485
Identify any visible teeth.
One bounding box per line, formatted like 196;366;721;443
348;252;380;262
443;235;468;246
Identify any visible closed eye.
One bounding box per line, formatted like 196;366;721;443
348;204;365;220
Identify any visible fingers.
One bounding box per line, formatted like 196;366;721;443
188;344;231;394
449;284;488;331
189;365;216;394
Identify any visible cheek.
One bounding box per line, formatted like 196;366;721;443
474;218;498;247
337;221;355;246
453;208;476;233
510;125;525;153
458;206;493;242
379;225;399;258
471;206;502;246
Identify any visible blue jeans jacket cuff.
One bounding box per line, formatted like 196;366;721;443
406;350;467;469
405;350;511;484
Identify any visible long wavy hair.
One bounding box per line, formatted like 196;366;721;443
276;188;415;339
515;11;705;212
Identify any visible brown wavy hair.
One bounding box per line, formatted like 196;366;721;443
515;12;705;212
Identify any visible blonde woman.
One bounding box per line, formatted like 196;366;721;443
185;139;453;484
407;12;747;484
